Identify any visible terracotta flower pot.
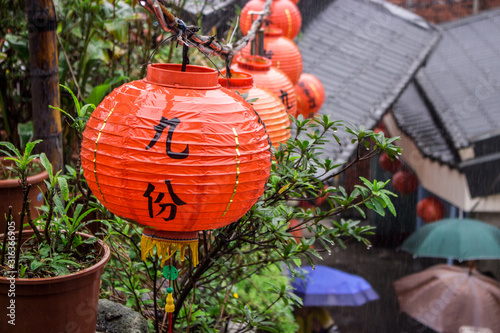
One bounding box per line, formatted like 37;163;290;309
0;157;49;232
0;231;110;333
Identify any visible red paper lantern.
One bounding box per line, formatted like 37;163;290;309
81;64;272;266
393;169;419;195
294;73;325;118
315;185;329;207
240;28;303;85
240;0;302;39
232;55;297;117
417;196;445;223
378;153;402;174
218;71;290;147
289;218;303;244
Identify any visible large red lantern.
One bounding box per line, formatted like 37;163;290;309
240;0;302;39
218;71;290;147
81;64;272;267
240;28;303;85
417;196;445;223
294;73;325;118
393;169;419;195
232;55;297;117
378;152;401;174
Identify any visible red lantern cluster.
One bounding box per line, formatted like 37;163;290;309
392;169;419;195
294;73;326;118
379;153;402;174
417;196;445;223
81;64;272;266
240;0;302;39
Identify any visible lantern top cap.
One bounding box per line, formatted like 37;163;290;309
145;63;219;89
235;55;271;72
218;71;254;89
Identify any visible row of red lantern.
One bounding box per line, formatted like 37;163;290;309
237;0;325;119
378;148;445;223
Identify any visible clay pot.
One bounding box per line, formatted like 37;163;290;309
0;231;110;333
0;157;49;232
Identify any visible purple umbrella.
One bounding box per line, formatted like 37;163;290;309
292;265;379;306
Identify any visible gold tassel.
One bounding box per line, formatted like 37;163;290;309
141;234;199;267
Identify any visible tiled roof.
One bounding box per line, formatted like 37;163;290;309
393;7;500;197
392;82;458;165
296;0;440;164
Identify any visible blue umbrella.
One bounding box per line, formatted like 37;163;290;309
291;265;379;306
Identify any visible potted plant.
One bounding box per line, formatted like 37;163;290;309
0;135;109;331
0;143;49;232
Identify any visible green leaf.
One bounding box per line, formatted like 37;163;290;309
85;76;127;106
30;260;43;271
39;153;53;179
57;176;69;201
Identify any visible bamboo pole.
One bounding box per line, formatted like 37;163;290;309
26;0;63;171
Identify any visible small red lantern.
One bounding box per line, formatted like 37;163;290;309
232;55;297;117
81;64;272;267
315;185;329;207
294;73;325;118
240;28;303;85
289;218;303;244
393;169;419;195
218;71;290;147
240;0;302;39
417;196;445;223
378;153;401;174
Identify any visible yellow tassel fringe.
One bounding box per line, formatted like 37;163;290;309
140;235;199;267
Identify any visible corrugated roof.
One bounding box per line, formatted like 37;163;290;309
296;0;440;164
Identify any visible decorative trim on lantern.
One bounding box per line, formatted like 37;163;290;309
93;108;115;203
141;229;199;266
285;9;292;38
223;128;241;217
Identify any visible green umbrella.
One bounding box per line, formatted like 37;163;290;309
401;218;500;261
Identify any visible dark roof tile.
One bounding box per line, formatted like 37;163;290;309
297;0;440;164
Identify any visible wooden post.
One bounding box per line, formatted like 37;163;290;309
26;0;63;171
